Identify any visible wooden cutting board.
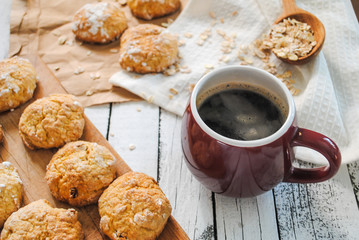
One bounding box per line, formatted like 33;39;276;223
0;55;189;240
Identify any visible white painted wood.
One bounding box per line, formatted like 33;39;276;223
84;104;110;138
347;161;359;204
215;191;279;240
158;109;215;240
107;101;159;179
274;167;359;239
85;102;359;240
255;192;280;239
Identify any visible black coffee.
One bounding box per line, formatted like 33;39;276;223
197;83;287;141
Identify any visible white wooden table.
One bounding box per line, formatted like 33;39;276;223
85;102;359;240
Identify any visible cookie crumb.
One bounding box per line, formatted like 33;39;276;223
90;72;101;80
196;39;204;46
87;51;92;56
178;39;185;47
222;56;230;63
169;88;178;95
188;83;195;93
74;66;85;75
118;0;127;6
52;30;61;37
184;32;193;38
58;36;67;45
164;67;177;76
209;11;216;19
85;90;94;96
204;64;214;69
136;107;141;112
180;66;191;73
110;48;119;53
147;95;154;103
66;39;74;46
128;144;136;151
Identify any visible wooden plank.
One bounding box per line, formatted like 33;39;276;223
351;0;359;22
84;105;110;139
215;192;279;240
158;109;215;240
0;55;189;240
107;101;159;178
274;166;359;239
347;161;359;207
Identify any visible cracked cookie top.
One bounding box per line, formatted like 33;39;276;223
72;2;128;44
127;0;180;20
98;172;172;240
18;94;85;150
119;24;179;74
0;56;37;112
46;141;117;207
0;199;83;240
0;161;23;228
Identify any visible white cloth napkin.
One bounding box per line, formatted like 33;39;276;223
110;0;359;165
0;0;12;60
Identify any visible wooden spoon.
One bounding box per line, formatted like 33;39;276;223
272;0;325;64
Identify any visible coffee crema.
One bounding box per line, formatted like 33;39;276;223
197;82;288;141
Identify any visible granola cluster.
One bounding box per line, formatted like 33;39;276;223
269;18;317;61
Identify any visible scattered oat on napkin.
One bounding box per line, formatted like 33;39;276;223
110;0;359;165
0;0;12;60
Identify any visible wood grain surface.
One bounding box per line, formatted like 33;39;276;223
0;55;189;240
95;99;359;240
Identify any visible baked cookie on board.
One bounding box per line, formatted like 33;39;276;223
0;57;37;112
127;0;180;20
46;141;117;207
0;199;84;240
98;171;172;240
0;162;23;228
119;24;179;73
72;2;128;44
18;94;85;150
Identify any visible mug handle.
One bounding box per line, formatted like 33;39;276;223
284;128;341;183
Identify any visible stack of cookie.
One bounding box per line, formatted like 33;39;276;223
0;55;172;239
0;56;88;238
71;1;181;74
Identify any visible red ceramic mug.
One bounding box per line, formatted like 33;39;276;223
181;66;341;198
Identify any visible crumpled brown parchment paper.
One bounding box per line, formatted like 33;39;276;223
9;0;185;107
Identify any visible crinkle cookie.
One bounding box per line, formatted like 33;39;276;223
18;94;85;150
119;24;178;73
98;172;172;240
46;141;117;207
128;0;180;20
0;199;84;240
0;56;37;112
72;2;128;44
0;161;23;228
